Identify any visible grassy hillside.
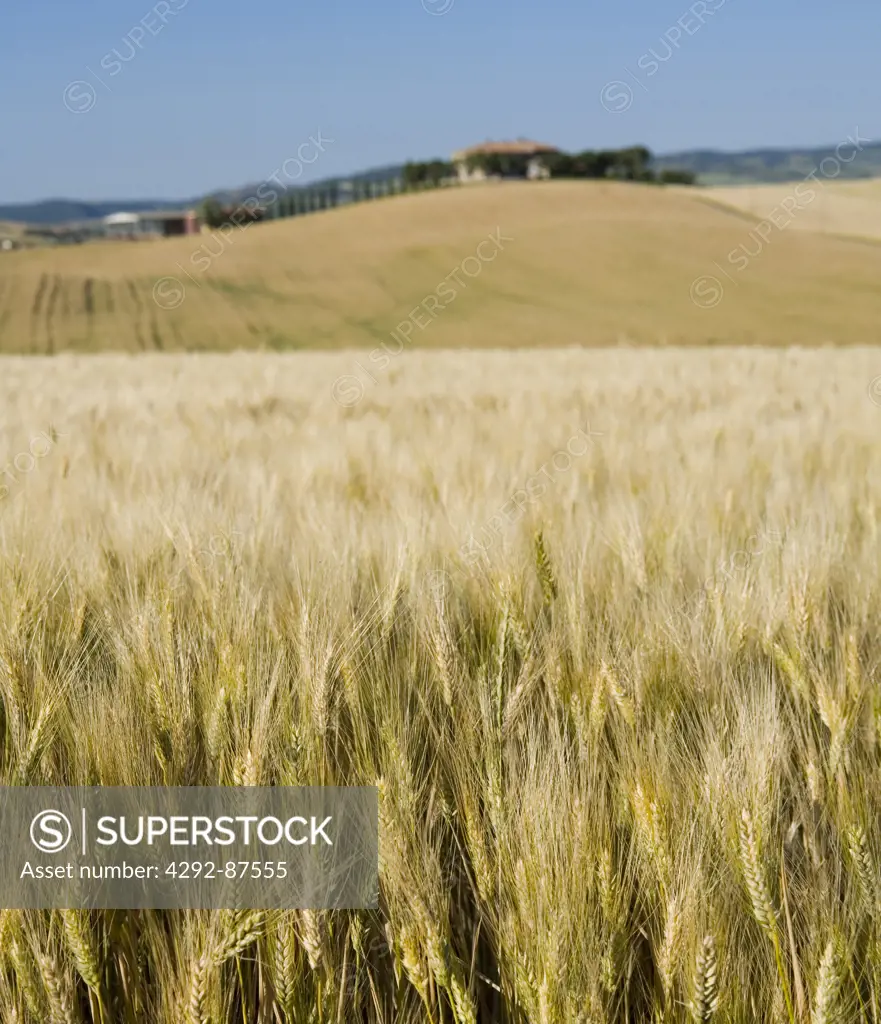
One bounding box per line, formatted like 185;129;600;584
2;180;881;353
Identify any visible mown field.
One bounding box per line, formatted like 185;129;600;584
0;348;880;1022
3;180;881;353
700;178;881;244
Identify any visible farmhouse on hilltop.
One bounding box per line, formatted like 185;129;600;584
451;139;560;183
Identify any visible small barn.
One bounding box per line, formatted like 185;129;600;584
103;210;200;240
103;212;143;240
141;210;201;237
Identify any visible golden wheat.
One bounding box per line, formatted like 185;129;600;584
0;346;877;1021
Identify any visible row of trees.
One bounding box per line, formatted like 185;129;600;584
195;144;695;231
547;146;652;180
463;145;696;185
199;177;426;229
402;160;456;187
545;147;695;184
198;179;414;229
402;148;696;186
198;198;266;229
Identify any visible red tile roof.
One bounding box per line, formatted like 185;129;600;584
452;140;559;160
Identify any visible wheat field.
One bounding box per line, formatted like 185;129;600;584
0;347;879;1022
699;179;881;244
3;181;881;353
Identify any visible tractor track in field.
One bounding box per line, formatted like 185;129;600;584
82;278;95;317
0;277;11;339
81;278;96;346
126;280;148;351
44;274;61;354
148;307;164;350
59;276;71;319
30;273;49;352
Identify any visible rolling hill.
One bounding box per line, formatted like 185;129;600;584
0;198;183;227
1;179;880;354
4;138;880;225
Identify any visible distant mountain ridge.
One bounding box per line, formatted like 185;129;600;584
0;198;189;227
0;165;409;227
653;137;881;184
3;141;879;225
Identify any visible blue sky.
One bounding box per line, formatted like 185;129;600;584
1;0;877;201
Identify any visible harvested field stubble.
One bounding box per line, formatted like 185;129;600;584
4;181;881;353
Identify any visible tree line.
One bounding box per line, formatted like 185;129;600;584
196;144;697;230
404;145;695;185
198;197;266;230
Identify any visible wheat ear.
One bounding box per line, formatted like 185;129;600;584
37;949;77;1024
690;935;720;1022
811;940;840;1024
186;954;211;1024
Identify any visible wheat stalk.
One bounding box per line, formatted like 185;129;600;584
657;896;682;1006
61;909;105;1017
271;914;298;1018
398;923;429;1001
533;531;558;606
738;810;778;937
738;810;795;1024
450;971;478;1024
213;910;265;965
811;940;840;1024
205;685;228;762
770;641;811;705
186;954;212;1024
845;825;878;912
299;910;325;972
9;935;44;1020
690;935;720;1022
37;949;77;1024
